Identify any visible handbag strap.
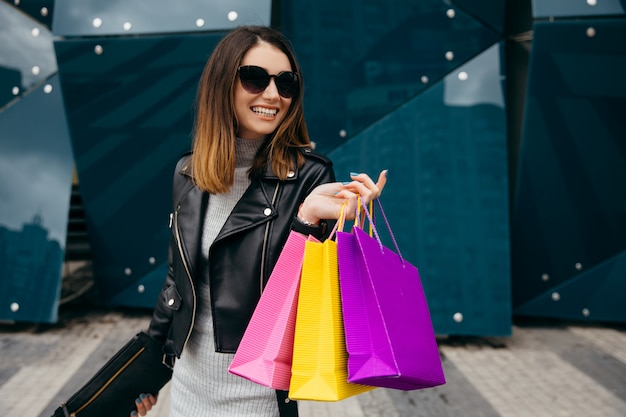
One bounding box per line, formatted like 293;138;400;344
360;199;405;266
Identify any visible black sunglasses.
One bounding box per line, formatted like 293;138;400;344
237;65;299;99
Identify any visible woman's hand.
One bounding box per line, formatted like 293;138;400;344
130;393;157;417
298;170;388;224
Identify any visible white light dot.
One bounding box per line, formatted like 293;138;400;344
196;18;205;27
123;22;132;31
445;51;454;61
339;129;347;138
41;7;49;17
43;84;53;94
14;0;20;6
575;262;583;271
541;273;550;281
446;9;456;19
10;302;20;312
586;27;596;38
94;45;103;55
587;0;597;6
31;27;40;37
137;285;145;294
453;312;463;323
421;75;429;84
92;18;103;28
458;71;468;81
551;292;560;301
582;308;590;317
228;11;239;21
149;257;156;265
12;86;19;95
32;66;40;75
124;267;132;276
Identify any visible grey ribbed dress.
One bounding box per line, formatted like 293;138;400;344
169;137;279;417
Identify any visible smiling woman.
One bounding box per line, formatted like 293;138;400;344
233;42;294;140
119;25;387;417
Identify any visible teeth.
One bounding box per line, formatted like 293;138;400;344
251;107;277;117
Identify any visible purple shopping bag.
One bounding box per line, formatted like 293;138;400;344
337;200;445;390
229;231;317;390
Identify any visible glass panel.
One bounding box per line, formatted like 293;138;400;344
55;33;224;300
451;0;505;34
329;43;511;336
8;0;54;28
0;1;57;109
282;0;500;153
511;19;626;313
0;75;74;323
533;0;626;18
52;0;271;37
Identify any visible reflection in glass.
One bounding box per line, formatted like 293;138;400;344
52;0;271;36
0;75;73;323
0;1;57;109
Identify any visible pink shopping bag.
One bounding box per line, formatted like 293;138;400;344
337;199;446;390
229;231;317;390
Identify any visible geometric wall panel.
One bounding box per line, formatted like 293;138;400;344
511;18;626;322
532;0;626;18
54;33;224;304
515;250;626;322
451;0;506;34
330;43;512;336
282;0;500;154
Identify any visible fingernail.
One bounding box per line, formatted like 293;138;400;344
131;412;138;417
384;169;389;178
350;172;359;176
334;191;339;195
342;181;351;185
136;398;142;404
140;394;146;399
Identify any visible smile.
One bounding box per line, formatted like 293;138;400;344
251;106;278;117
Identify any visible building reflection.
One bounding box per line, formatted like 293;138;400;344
0;214;63;323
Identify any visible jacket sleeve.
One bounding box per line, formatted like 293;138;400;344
290;151;337;241
147;156;190;345
147;237;176;344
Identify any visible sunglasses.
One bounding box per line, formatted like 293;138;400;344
237;65;299;99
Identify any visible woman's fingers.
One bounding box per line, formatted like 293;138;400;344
345;170;388;204
132;393;157;417
298;170;388;223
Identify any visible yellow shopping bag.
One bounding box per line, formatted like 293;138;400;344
288;237;374;401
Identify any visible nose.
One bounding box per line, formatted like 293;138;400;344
262;78;280;100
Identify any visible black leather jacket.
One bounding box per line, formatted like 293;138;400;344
147;147;335;415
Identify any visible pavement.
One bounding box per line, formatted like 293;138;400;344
1;305;625;417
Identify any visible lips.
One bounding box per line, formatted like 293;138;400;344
251;106;278;117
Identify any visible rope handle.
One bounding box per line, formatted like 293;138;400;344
359;199;405;265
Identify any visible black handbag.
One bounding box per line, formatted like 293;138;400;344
51;331;173;417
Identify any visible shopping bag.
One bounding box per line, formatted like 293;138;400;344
289;235;374;401
229;231;316;390
337;199;446;390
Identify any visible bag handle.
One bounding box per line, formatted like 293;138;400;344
330;201;349;239
360;199;406;266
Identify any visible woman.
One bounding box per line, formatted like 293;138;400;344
133;25;387;417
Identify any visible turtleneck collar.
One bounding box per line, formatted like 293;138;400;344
235;137;265;168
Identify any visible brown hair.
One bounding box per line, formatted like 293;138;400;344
190;25;310;194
